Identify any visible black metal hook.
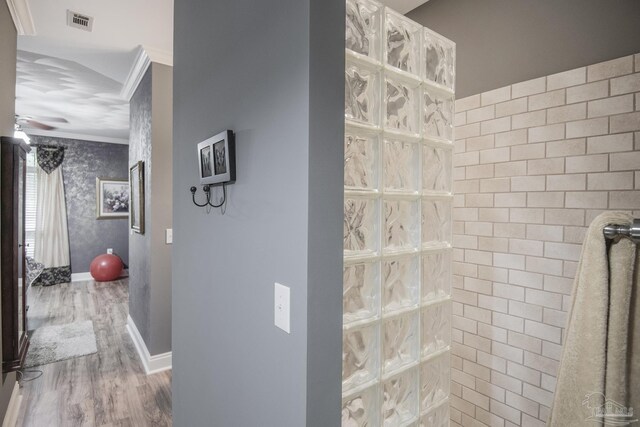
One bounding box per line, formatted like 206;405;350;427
190;185;209;207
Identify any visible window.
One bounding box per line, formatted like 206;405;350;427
25;151;37;258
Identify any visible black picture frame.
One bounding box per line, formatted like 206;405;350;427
197;130;235;186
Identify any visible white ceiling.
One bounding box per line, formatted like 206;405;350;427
13;0;424;143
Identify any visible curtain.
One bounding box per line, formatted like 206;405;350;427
33;145;71;286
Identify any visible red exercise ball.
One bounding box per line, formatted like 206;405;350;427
90;254;123;282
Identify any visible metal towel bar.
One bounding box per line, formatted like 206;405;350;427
603;218;640;244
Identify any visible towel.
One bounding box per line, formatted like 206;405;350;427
548;212;639;427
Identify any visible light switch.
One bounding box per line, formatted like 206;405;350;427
165;228;173;244
107;248;113;254
274;282;290;334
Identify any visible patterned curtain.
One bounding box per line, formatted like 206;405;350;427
32;145;71;285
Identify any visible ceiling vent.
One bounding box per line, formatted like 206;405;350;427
66;10;93;32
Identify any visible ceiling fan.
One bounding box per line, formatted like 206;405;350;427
15;115;68;131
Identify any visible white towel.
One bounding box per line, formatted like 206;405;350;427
548;212;639;427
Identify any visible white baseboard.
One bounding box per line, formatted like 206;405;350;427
2;382;21;427
71;270;130;283
126;315;172;375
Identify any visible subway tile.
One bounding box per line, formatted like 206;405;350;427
542;307;567;329
547;103;586;124
522;383;554;408
457;122;482;139
526;224;564;242
465;249;494;267
565;191;608;209
467;134;496;151
524;351;560;376
478;266;509;283
493;312;525;333
463;386;490;411
610;151;640;171
565;154;608;173
494;192;527;207
546;138;586;157
478;207;510;222
509;300;544;322
452;368;477;389
512;77;546;99
480;147;511;164
454;235;479;250
454;166;466;180
455;179;481;194
511;176;545;192
482;86;512;106
464;359;492;382
508;239;543;256
544;208;585;226
467;164;496;179
636;171;640;189
456;95;481;112
546;174;586;191
508;330;542;353
455;151;480;166
636;54;640;72
527;158;564;175
587;133;634;154
509;269;544;289
478;294;509;313
529;89;565;111
464;331;493;353
505;391;539;417
566;80;608;103
547;67;586;90
492;371;523;395
522;414;546;427
496;97;528;118
525;256;563;276
454;207;479;221
479;237;509;252
544;242;582;261
610;73;640;96
510;144;546;161
495;161;528;177
490;400;522;425
587;172;634;190
527;192;565;208
495;129;528;147
465;277;494;295
494;253;526;270
494;223;526;239
610;112;640;133
476;379;507;403
454;315;478;335
587;55;634;81
492;341;524;364
524;320;562;344
453;288;479;306
507;361;541;386
510;208;545;224
464;305;493;325
451;395;475;418
453;301;464;317
454;138;466;153
468;105;496;123
610;191;640;209
528;124;565;143
588;94;634;118
563;261;579;279
566;117;609;138
455;111;467;127
478;322;508;343
541;373;557;393
482;117;512;135
562;226;587;244
512;110;546;130
525;288;563;310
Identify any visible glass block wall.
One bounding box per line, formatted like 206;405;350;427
343;0;455;425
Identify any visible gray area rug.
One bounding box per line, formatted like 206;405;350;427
25;320;98;368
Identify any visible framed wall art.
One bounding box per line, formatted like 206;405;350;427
129;161;145;234
96;178;129;219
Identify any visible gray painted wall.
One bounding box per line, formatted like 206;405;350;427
172;0;344;425
128;64;173;356
407;0;640;97
0;1;17;419
29;136;129;272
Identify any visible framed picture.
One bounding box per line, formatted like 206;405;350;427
129;161;145;234
197;130;235;186
96;178;129;219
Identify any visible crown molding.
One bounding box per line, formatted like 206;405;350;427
26;129;129;145
120;46;151;101
144;46;173;67
5;0;36;35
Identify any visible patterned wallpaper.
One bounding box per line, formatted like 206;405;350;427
29;135;129;272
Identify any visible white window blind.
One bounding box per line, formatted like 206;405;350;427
25;151;37;258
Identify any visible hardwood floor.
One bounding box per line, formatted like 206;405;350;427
16;279;172;427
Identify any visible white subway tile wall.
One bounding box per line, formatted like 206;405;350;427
451;53;640;426
343;0;455;425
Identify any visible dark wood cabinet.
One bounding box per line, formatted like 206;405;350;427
1;137;30;372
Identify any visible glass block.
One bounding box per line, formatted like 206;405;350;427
421;301;451;357
422;251;451;302
342;385;380;427
343;323;380;391
385;9;421;75
423;28;455;90
385;76;420;135
382;368;419;426
422;145;452;194
345;128;379;191
344;261;380;325
383;139;419;193
384;199;419;252
346;0;382;60
421;198;452;246
344;197;379;256
382;312;419;374
423;90;454;141
383;256;419;314
420;353;450;412
420;403;450;427
346;60;381;126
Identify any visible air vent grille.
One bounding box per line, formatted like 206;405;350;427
66;10;94;32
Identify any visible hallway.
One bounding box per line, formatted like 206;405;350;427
17;279;171;426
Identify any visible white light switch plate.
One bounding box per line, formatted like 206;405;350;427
165;228;173;244
274;282;290;334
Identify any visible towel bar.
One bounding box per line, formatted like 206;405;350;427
603;218;640;244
